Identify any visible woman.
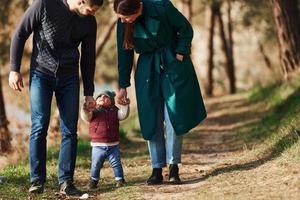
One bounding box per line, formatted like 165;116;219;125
114;0;207;185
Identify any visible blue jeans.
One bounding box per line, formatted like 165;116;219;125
29;70;79;184
147;96;183;168
91;145;124;181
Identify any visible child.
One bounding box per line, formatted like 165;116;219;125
81;90;130;189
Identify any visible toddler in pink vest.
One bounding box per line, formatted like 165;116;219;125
81;90;130;189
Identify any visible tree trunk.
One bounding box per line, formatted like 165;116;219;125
0;75;11;153
205;3;217;97
96;17;118;58
226;0;236;93
180;0;193;21
216;3;236;94
270;0;300;76
227;0;234;65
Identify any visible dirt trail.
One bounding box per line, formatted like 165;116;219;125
139;93;269;200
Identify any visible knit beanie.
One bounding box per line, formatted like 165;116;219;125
96;90;116;104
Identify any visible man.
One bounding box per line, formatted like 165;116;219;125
9;0;103;196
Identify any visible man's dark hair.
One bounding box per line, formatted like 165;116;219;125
89;0;104;6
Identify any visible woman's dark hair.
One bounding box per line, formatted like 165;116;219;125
114;0;141;49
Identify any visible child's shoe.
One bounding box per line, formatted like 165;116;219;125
115;178;126;188
89;179;98;189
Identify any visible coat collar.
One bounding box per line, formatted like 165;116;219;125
142;0;159;18
134;2;160;39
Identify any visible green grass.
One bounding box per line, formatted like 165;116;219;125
242;75;300;144
238;73;300;162
0;140;87;199
249;75;300;107
0;134;149;199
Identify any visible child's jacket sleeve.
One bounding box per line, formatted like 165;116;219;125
118;104;130;121
80;105;93;123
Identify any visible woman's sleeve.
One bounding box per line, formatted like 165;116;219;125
164;1;194;55
116;20;134;88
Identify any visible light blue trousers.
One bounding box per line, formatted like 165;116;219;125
91;145;124;181
147;99;183;168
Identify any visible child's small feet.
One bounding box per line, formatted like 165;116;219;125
115;179;126;188
89;179;98;190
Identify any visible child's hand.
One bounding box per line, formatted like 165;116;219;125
84;96;96;112
117;88;130;105
122;98;130;105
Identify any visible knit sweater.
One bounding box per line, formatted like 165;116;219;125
10;0;97;96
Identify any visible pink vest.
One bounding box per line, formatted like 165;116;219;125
89;106;119;143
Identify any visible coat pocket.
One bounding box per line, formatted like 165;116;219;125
166;56;193;89
165;52;187;75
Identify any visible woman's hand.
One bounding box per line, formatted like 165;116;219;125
117;88;130;105
176;53;184;62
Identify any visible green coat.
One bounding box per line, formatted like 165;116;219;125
117;0;207;140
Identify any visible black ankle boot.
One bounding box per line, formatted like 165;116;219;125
169;164;181;184
146;168;163;185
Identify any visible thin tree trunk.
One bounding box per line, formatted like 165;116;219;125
227;0;233;55
270;0;300;76
205;3;217;97
216;3;236;94
0;75;11;153
226;0;236;93
96;17;118;58
258;41;274;71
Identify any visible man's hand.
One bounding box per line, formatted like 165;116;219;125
117;88;130;105
84;96;96;112
176;53;184;62
9;71;24;92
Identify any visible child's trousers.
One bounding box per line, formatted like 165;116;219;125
91;145;124;181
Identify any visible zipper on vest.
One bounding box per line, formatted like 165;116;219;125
105;110;110;130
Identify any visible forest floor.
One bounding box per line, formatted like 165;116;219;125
0;76;300;199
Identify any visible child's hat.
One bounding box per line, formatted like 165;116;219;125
96;90;116;100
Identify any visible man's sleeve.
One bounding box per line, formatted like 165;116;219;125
10;0;43;72
80;17;97;96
